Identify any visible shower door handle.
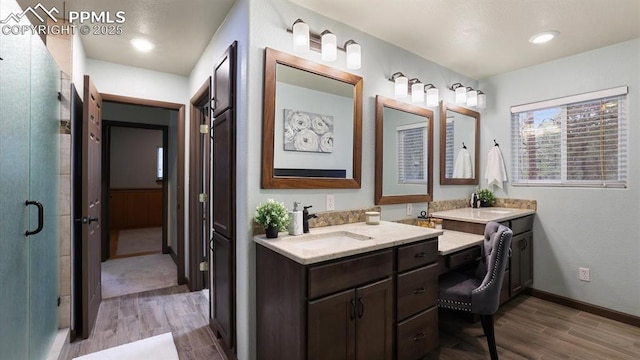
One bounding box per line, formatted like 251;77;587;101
25;200;44;236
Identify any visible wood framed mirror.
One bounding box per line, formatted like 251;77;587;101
261;48;363;189
375;95;433;205
440;101;480;185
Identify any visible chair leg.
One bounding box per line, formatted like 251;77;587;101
480;314;498;360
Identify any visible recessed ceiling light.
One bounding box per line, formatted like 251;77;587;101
529;31;559;44
130;38;155;52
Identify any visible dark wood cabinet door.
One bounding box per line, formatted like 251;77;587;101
520;231;533;288
212;231;234;348
510;233;524;295
308;289;356;360
212;42;236;117
212;109;234;238
355;278;393;360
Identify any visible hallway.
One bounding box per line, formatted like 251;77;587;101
101;253;178;299
67;286;224;359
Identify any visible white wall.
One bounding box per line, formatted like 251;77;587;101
71;33;86;99
479;39;640;316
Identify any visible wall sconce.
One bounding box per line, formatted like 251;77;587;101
292;19;309;53
287;19;361;69
477;90;486;109
390;72;408;98
389;73;440;106
466;87;478;107
425;84;439;107
450;83;467;105
409;78;424;103
344;40;361;70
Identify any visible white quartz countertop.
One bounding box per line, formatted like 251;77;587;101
438;230;484;255
254;221;442;265
431;207;535;224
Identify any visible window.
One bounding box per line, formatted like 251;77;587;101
156;147;164;180
511;86;627;187
397;122;428;184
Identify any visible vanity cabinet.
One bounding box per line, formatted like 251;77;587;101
256;236;440;360
256;246;394;360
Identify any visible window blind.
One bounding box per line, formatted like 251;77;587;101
511;87;627;188
397;123;428;184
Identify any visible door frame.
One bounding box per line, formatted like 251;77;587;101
102;120;169;259
100;93;186;285
188;77;212;291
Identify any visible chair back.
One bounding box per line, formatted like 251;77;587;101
471;222;513;315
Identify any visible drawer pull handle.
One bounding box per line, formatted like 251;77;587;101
413;288;425;295
413;332;426;342
414;252;427;258
464;254;474;260
349;299;355;321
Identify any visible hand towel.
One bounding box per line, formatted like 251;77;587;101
453;148;473;178
484;146;507;189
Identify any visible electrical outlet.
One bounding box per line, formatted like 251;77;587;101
406;203;413;216
326;195;335;211
579;267;590;282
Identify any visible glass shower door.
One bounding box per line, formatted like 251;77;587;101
0;0;60;358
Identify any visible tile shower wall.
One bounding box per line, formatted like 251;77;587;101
58;73;71;329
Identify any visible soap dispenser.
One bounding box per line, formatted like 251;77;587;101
288;202;303;235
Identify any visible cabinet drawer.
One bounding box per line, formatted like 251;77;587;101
397;240;438;272
510;215;534;235
308;250;393;299
396;307;438;360
397;263;438;320
447;246;481;269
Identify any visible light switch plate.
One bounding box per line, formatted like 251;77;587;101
326;195;335;211
406;203;412;216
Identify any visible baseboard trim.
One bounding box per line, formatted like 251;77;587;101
527;288;640;328
168;246;177;263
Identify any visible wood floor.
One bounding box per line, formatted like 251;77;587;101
428;294;640;360
67;285;224;360
67;288;638;360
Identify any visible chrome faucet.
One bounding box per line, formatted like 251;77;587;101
302;205;317;233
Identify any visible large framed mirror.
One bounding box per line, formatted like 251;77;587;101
440;101;480;185
375;95;433;204
261;48;363;189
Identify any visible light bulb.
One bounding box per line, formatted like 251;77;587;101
466;89;478;107
395;75;408;98
455;86;466;104
426;85;439;107
411;82;424;103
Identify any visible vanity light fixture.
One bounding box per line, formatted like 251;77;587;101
390;72;408;98
477;90;486;109
410;78;424;103
321;30;337;61
450;83;467;105
287;19;362;69
292;19;310;53
466;87;478;107
425;84;439;107
345;40;361;69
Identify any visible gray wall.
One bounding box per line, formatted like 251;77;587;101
479;39;640;316
109;127;162;189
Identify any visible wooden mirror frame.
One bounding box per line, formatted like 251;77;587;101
375;95;434;205
261;48;363;189
439;101;480;185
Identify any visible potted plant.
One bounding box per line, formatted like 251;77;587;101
255;199;290;238
477;188;495;207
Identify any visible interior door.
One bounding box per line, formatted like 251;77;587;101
80;75;103;338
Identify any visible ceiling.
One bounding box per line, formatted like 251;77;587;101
16;0;640;79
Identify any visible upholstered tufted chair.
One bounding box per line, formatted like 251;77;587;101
438;222;513;360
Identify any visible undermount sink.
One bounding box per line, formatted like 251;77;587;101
283;231;373;251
